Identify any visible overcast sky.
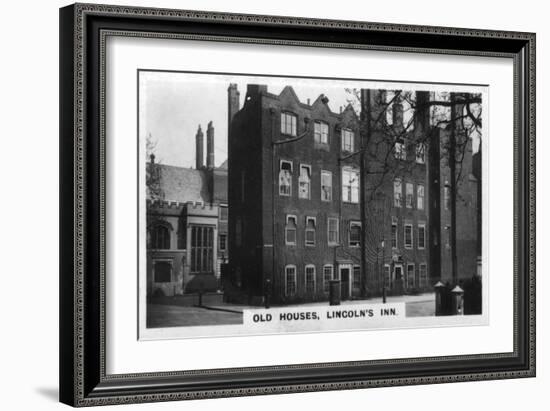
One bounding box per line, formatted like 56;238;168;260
139;72;481;168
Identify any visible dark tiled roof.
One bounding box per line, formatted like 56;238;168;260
148;163;209;203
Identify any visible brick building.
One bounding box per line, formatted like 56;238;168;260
226;84;480;305
146;122;229;297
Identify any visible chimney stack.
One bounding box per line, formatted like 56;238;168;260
228;84;240;138
195;124;204;169
207;121;215;169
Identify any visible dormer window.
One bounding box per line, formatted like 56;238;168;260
341;129;354;152
281;112;297;136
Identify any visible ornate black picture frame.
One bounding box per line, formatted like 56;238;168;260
59;3;535;407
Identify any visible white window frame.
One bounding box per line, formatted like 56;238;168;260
416;143;426;164
417;184;425;210
418;223;426;249
285;215;297;246
342;167;360;204
305;264;316;294
305;216;316;246
281;112;297;136
405;182;414;208
394;140;406;160
327;217;339;246
314;121;329;145
323;264;334;293
404;223;413;249
341;128;354;152
320;170;332;202
393;178;402;208
279;159;293;197
284;265;297;296
391;218;398;249
349;221;361;247
298;164;312;200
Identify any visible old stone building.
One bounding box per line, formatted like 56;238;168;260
146;122;229;297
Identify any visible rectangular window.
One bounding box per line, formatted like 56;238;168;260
406;183;414;208
305;217;316;246
394;140;406;160
219;206;228;221
285;215;297;245
407;264;415;289
190;225;215;274
298;164;311;199
341;129;354;152
417;184;425;210
404;224;413;249
321;170;332;201
391;220;398;249
353;265;361;290
328;217;339;245
419;263;428;287
305;265;316;294
153;260;172;283
323;265;333;293
281;112;297;136
349;221;361;247
418;224;426;249
279;160;292;196
393;179;402;207
342;168;359;203
285;265;297;296
314;121;329;145
416;143;425;164
219;234;227;252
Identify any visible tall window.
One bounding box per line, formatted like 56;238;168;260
321;170;332;201
353;265;361;290
406;183;414;208
323;265;334;293
406;264;415;289
341;129;354;152
404;223;413;249
342;168;359;203
285;265;297;296
416;143;425;164
285;215;297;245
417;184;425;210
418;224;426;249
391;220;398;249
153;260;172;283
151;225;170;249
393;179;402;207
314;121;329;145
327;217;339;245
394;140;406;160
298;164;311;199
305;217;316;246
305;265;316;294
349;221;361;247
190;225;214;274
279;160;292;196
419;263;428;287
281;112;297;136
219;206;228;221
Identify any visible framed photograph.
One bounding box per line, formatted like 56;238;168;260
59;3;535;407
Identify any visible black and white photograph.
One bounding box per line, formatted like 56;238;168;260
139;71;486;339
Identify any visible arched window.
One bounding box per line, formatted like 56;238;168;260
151;224;171;249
